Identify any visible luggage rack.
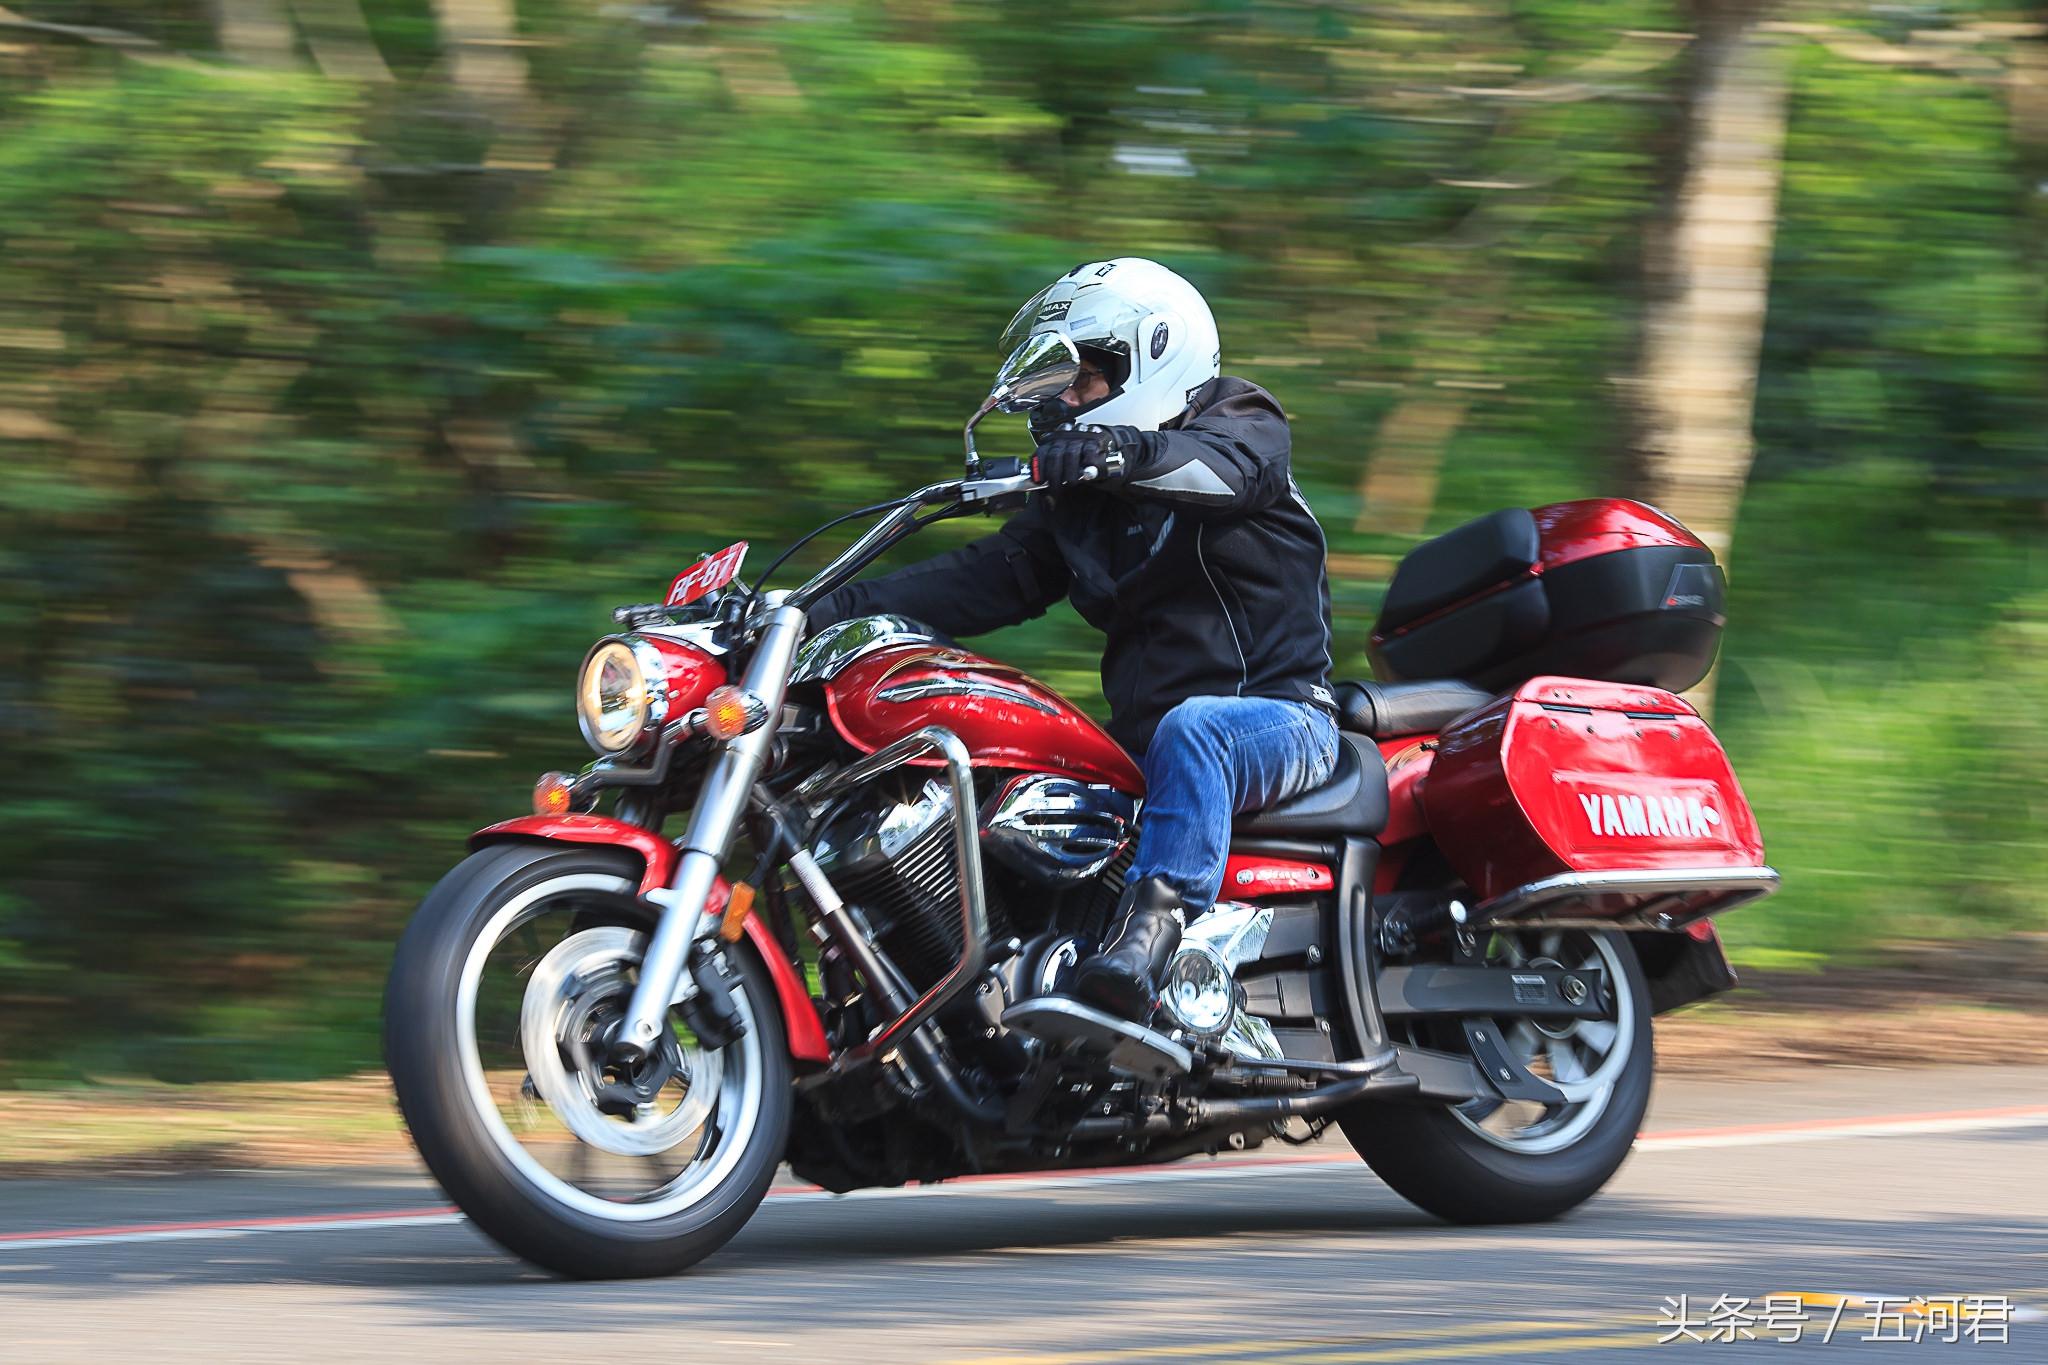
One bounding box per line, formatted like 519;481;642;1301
1474;865;1780;932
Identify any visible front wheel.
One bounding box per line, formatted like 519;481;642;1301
1342;927;1652;1224
385;843;792;1278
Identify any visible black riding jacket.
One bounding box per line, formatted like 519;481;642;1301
810;377;1336;755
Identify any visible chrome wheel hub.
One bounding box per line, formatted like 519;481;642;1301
520;927;724;1158
454;871;767;1223
1449;929;1637;1155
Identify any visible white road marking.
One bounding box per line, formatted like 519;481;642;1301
0;1212;467;1252
1636;1112;2048;1151
4;1107;2044;1253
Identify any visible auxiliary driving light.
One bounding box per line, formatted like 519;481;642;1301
1161;943;1234;1037
702;685;768;742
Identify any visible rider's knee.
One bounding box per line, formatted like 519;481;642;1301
1149;696;1235;758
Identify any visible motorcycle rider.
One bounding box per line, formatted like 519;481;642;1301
811;258;1338;1025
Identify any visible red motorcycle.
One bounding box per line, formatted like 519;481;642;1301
385;344;1776;1278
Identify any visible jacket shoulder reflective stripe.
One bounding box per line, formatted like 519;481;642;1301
1131;459;1236;502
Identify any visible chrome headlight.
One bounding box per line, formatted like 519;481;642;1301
576;637;668;755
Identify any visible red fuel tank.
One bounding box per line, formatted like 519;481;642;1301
823;644;1145;793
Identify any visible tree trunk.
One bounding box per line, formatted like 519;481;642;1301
289;0;393;82
2012;34;2048;292
1351;286;1503;551
429;0;528;98
213;0;298;66
1632;8;1792;713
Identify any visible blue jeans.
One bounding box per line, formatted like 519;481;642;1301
1128;696;1340;916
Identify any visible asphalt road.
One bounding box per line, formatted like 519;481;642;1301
4;1065;2046;1364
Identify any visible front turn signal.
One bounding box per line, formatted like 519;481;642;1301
702;685;769;742
533;770;582;816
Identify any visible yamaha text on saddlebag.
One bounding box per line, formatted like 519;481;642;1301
384;340;1776;1277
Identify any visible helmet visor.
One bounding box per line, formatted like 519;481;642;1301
988;330;1080;414
1001;280;1149;353
1000;282;1066;354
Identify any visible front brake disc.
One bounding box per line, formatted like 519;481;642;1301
519;926;724;1157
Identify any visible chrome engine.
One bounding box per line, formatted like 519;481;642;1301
980;774;1137;884
806;771;1136;992
810;775;976;988
810;768;1294;1077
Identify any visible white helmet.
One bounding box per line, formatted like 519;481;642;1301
997;258;1221;433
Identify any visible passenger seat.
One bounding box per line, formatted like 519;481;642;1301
1333;679;1495;739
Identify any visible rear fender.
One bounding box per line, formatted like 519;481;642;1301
1375;737;1436;850
1630;919;1739;1015
471;815;830;1064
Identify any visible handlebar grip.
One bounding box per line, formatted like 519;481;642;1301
1028;432;1125;488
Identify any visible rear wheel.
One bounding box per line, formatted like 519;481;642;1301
1342;927;1651;1223
385;843;791;1278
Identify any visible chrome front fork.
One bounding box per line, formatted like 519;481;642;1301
614;594;808;1062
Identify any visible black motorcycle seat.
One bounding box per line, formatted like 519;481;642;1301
1234;733;1389;839
1333;678;1495;738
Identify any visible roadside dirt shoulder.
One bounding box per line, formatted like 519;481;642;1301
1660;934;2048;1076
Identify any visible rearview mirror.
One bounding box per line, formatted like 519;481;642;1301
966;331;1080;468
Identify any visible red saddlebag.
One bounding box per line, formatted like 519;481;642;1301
1423;677;1767;922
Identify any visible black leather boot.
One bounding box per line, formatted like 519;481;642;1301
1072;876;1185;1023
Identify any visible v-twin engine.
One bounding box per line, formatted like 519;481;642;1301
806;771;1138;990
810;776;984;988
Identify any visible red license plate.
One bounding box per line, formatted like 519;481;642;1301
665;541;749;608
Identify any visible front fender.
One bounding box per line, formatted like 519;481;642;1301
473;814;680;894
471;815;830;1064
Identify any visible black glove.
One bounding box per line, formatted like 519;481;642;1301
1032;426;1144;490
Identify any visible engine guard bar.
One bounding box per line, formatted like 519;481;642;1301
795;725;992;1064
1474;865;1781;931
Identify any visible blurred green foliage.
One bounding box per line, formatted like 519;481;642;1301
1721;36;2048;957
0;1;2042;1081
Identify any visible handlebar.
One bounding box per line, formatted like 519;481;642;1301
783;478;969;612
957;470;1039;505
779;429;1125;613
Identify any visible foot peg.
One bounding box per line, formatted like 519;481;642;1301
1001;996;1193;1081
